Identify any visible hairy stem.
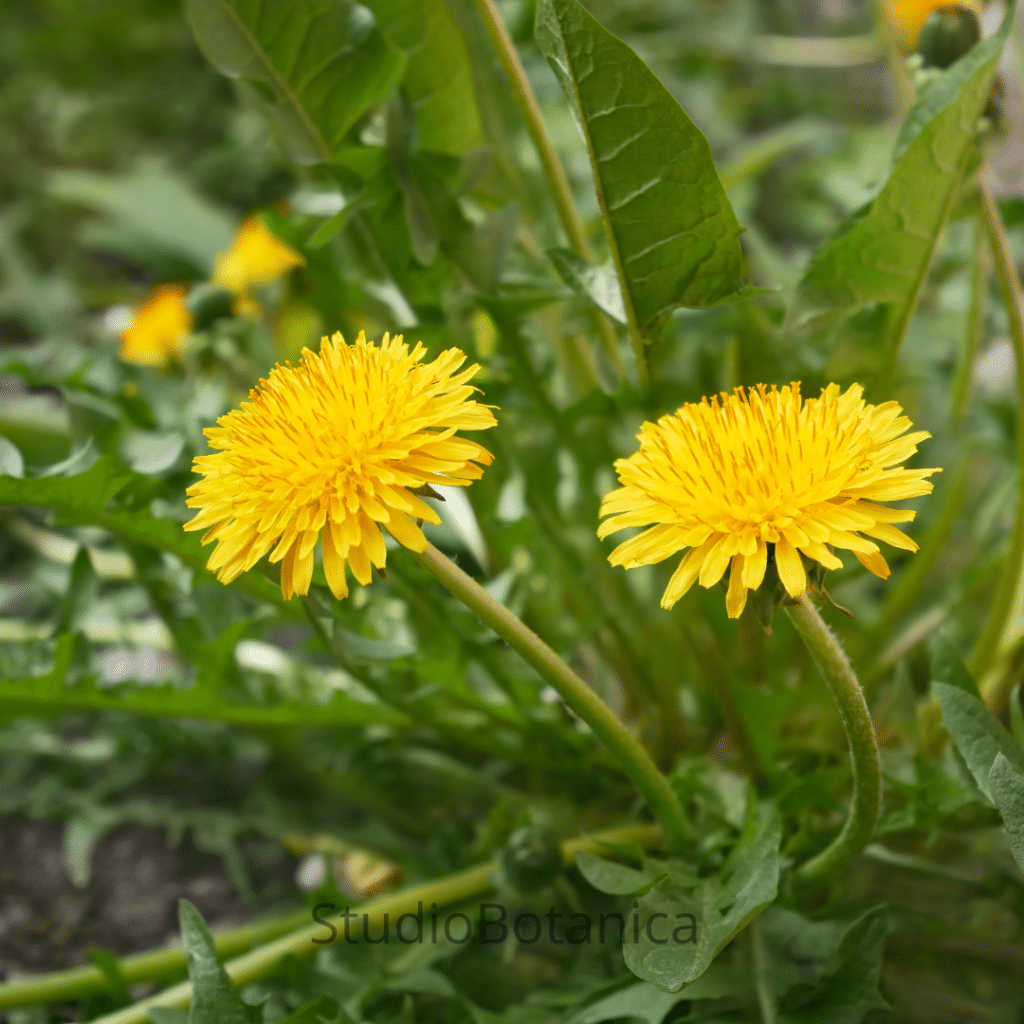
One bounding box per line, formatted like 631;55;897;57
787;595;881;882
970;181;1024;707
467;0;625;382
408;543;692;850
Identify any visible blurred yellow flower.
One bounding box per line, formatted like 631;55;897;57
598;383;940;619
120;284;192;366
882;0;980;48
185;331;496;601
212;215;305;296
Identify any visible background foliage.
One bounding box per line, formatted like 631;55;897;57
2;0;1024;1021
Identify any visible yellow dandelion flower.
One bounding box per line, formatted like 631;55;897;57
185;331;496;601
598;383;940;619
120;284;192;365
212;215;305;295
881;0;979;49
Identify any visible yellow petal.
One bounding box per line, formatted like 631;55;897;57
322;526;349;600
292;544;315;596
726;556;748;618
661;537;717;609
348;542;372;586
826;530;880;554
281;541;299;601
698;536;732;588
856;548;891;579
802;541;843;571
360;511;388;568
385;510;428;552
863;522;919;552
774;538;807;598
742;541;768;590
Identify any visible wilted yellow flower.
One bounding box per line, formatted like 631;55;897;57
212;215;305;295
185;332;496;601
598;383;940;619
882;0;979;48
120;284;193;365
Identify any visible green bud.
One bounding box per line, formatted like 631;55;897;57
917;6;980;69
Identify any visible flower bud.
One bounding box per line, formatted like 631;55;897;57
917;5;980;68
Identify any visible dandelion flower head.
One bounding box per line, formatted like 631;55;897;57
120;284;192;366
185;332;496;601
212;215;305;295
598;383;940;618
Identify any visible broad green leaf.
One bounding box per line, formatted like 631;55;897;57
762;907;852;995
180;900;247;1024
547;248;627;324
0;634;404;728
50;167;234;274
990;753;1024;874
792;5;1015;333
932;630;982;699
186;0;405;164
0;457;286;609
387;98;441;265
535;0;747;341
278;996;340;1024
368;0;483;155
575;850;663;896
778;906;888;1024
566;963;746;1024
933;682;1024;802
623;800;781;991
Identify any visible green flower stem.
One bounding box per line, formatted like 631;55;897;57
970;181;1024;708
408;542;693;850
79;823;661;1024
0;909;311;1010
786;594;881;883
467;0;628;384
750;915;778;1024
952;223;989;424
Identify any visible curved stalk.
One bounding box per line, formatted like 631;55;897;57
970;181;1024;704
0;909;311;1010
786;595;881;882
467;0;626;383
79;823;661;1024
408;543;692;850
